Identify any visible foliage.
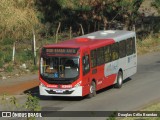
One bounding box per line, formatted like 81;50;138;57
0;51;4;68
152;0;160;13
0;0;41;41
137;36;160;54
36;0;143;34
30;65;38;72
0;0;145;41
17;49;34;63
120;102;160;120
25;94;41;111
106;111;117;120
0;62;3;68
0;38;13;67
0;94;19;110
1;38;14;45
0;94;41;111
10;96;19;109
0;46;12;66
5;65;14;73
0;94;9;110
0;94;41;120
4;54;12;63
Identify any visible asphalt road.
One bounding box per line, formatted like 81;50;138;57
26;52;159;120
1;52;159;120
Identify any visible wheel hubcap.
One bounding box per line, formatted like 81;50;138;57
90;85;93;93
119;76;122;85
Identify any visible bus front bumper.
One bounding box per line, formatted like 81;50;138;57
39;84;83;97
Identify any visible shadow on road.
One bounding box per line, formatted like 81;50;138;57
24;86;39;97
24;77;132;101
123;77;132;84
97;77;132;95
156;61;160;63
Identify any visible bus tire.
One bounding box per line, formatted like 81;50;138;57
88;81;96;98
114;71;123;88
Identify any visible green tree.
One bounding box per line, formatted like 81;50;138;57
36;0;143;35
152;0;160;13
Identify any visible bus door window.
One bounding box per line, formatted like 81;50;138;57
83;55;90;75
44;57;58;73
44;58;52;73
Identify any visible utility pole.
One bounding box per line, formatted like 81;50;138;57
32;28;36;65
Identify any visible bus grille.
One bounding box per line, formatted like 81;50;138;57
41;75;78;85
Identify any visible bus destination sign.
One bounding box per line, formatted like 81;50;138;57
44;48;78;54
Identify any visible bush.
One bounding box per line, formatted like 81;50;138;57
25;94;41;111
0;51;3;58
137;35;160;54
17;49;34;63
0;61;4;68
4;53;12;63
0;51;4;68
5;65;14;73
1;38;14;45
0;94;41;112
30;65;38;72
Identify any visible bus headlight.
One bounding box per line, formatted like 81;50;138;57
75;81;82;87
40;82;45;87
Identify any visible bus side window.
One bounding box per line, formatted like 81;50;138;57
91;50;97;68
126;38;134;55
132;37;136;53
97;47;105;65
83;55;90;75
111;43;119;61
104;45;111;63
119;40;126;58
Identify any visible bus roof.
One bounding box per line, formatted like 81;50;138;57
77;30;135;42
44;30;135;49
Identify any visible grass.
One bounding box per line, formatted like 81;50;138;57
142;102;160;111
30;65;39;73
137;35;160;55
5;65;14;73
0;0;41;40
0;94;41;111
0;37;39;76
116;102;160;120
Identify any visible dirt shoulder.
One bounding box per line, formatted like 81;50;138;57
0;73;39;95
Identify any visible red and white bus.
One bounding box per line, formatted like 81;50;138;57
39;30;137;97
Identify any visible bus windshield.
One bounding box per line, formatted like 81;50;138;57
40;56;79;79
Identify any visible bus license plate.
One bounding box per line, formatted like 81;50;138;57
55;90;64;93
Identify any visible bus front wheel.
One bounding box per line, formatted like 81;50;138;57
115;71;123;88
88;81;96;98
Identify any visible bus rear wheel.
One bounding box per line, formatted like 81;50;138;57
88;81;96;98
114;71;123;88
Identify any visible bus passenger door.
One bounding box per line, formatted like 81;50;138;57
82;53;91;96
